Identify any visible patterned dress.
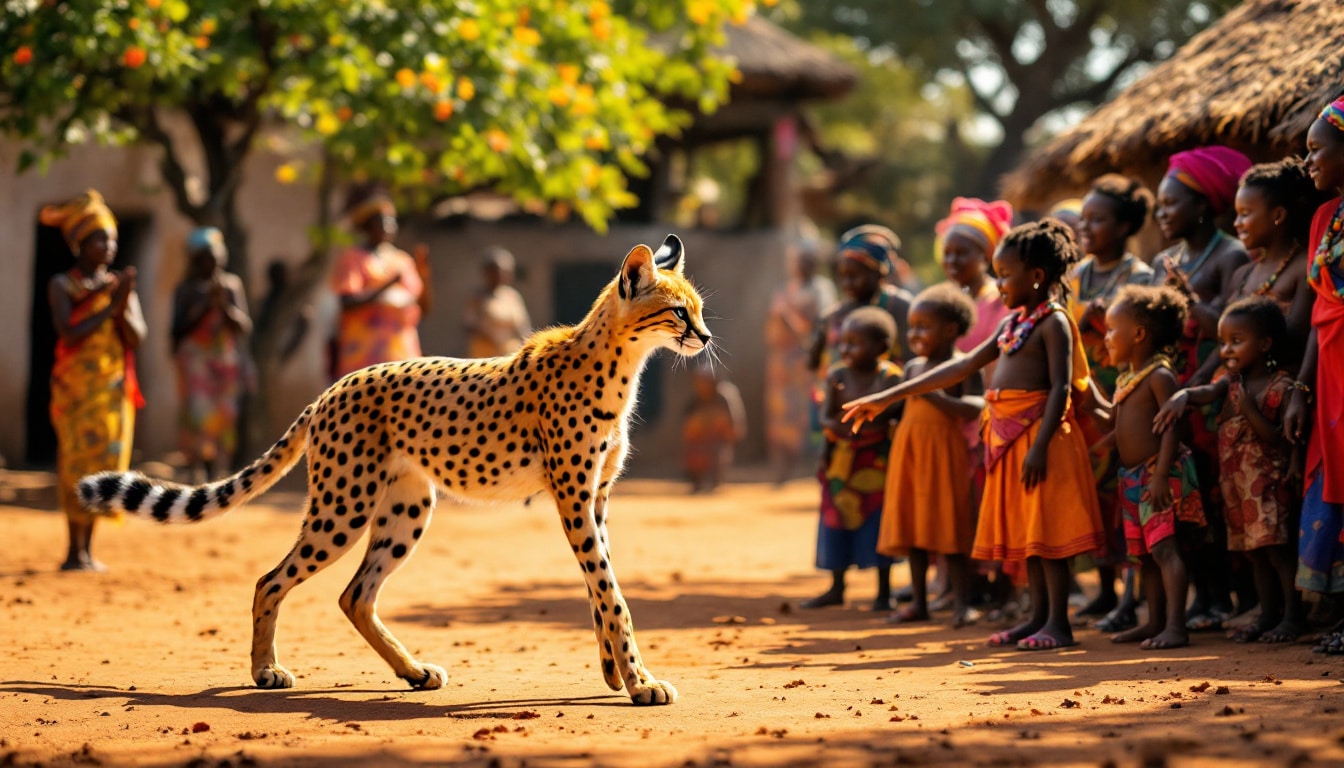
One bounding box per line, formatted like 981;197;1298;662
51;277;139;523
1219;372;1295;551
175;306;247;466
330;243;424;378
815;360;902;571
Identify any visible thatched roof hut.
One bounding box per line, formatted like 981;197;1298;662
1001;0;1344;212
722;16;857;100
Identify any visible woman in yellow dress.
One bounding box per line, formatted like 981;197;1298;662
42;190;146;571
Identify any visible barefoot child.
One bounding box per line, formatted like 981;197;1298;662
877;284;984;627
1102;285;1206;649
845;220;1106;650
1156;296;1304;643
802;307;903;610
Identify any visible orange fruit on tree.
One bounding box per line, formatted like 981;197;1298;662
433;101;453;121
336;106;354;122
395;68;416;89
485;129;510;153
13;45;33;66
123;46;147;68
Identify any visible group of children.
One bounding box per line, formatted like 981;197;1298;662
797;96;1344;653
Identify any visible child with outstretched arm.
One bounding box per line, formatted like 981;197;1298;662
844;220;1106;650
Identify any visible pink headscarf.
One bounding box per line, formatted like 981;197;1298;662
1164;146;1252;215
936;197;1014;254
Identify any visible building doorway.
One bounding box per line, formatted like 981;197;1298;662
25;213;149;466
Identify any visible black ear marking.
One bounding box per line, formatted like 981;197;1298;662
653;234;684;273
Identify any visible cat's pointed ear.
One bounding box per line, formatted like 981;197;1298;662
652;234;684;275
618;244;655;300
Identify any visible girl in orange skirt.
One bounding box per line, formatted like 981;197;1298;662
879;284;984;627
846;220;1105;651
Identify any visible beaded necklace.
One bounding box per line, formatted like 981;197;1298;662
1164;229;1224;283
1236;248;1297;300
997;300;1059;355
1112;353;1173;404
1310;199;1344;298
1079;254;1135;302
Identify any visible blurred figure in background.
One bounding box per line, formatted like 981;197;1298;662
765;239;837;484
465;246;532;359
42;190;146;571
682;365;747;494
171;227;253;483
330;186;431;379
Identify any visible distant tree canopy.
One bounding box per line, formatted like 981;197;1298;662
776;0;1238;195
2;0;753;252
1;0;758;445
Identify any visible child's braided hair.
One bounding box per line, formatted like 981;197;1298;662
1239;157;1328;248
1088;174;1155;234
1113;284;1189;352
1222;295;1288;344
998;218;1083;300
842;306;898;351
911;282;977;338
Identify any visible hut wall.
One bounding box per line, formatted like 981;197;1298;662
0;138;789;475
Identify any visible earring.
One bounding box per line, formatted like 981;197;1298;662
1033;282;1040;290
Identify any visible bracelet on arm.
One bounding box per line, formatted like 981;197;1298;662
1290;379;1314;402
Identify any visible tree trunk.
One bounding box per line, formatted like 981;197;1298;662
241;150;337;461
973;112;1032;203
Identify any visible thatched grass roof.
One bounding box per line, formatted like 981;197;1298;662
720;16;857;100
1001;0;1344;211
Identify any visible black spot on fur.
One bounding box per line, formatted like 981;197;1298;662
184;488;210;521
96;475;121;503
121;478;152;513
152;489;181;521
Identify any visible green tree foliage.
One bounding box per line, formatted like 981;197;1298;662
1;0;754;445
803;34;981;279
777;0;1237;194
2;0;751;238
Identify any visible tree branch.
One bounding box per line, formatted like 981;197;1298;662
1066;39;1158;106
959;61;1005;123
133;106;205;222
967;13;1028;88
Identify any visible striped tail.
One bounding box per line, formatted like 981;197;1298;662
76;405;314;524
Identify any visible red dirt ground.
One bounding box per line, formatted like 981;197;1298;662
2;476;1342;767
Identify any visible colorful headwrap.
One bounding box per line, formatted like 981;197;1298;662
39;189;118;254
346;191;396;228
1049;198;1084;218
936;197;1013;254
1318;96;1344;134
187;226;225;255
836;224;901;275
1164;146;1252;215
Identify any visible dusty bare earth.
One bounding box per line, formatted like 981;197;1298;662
2;473;1343;768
